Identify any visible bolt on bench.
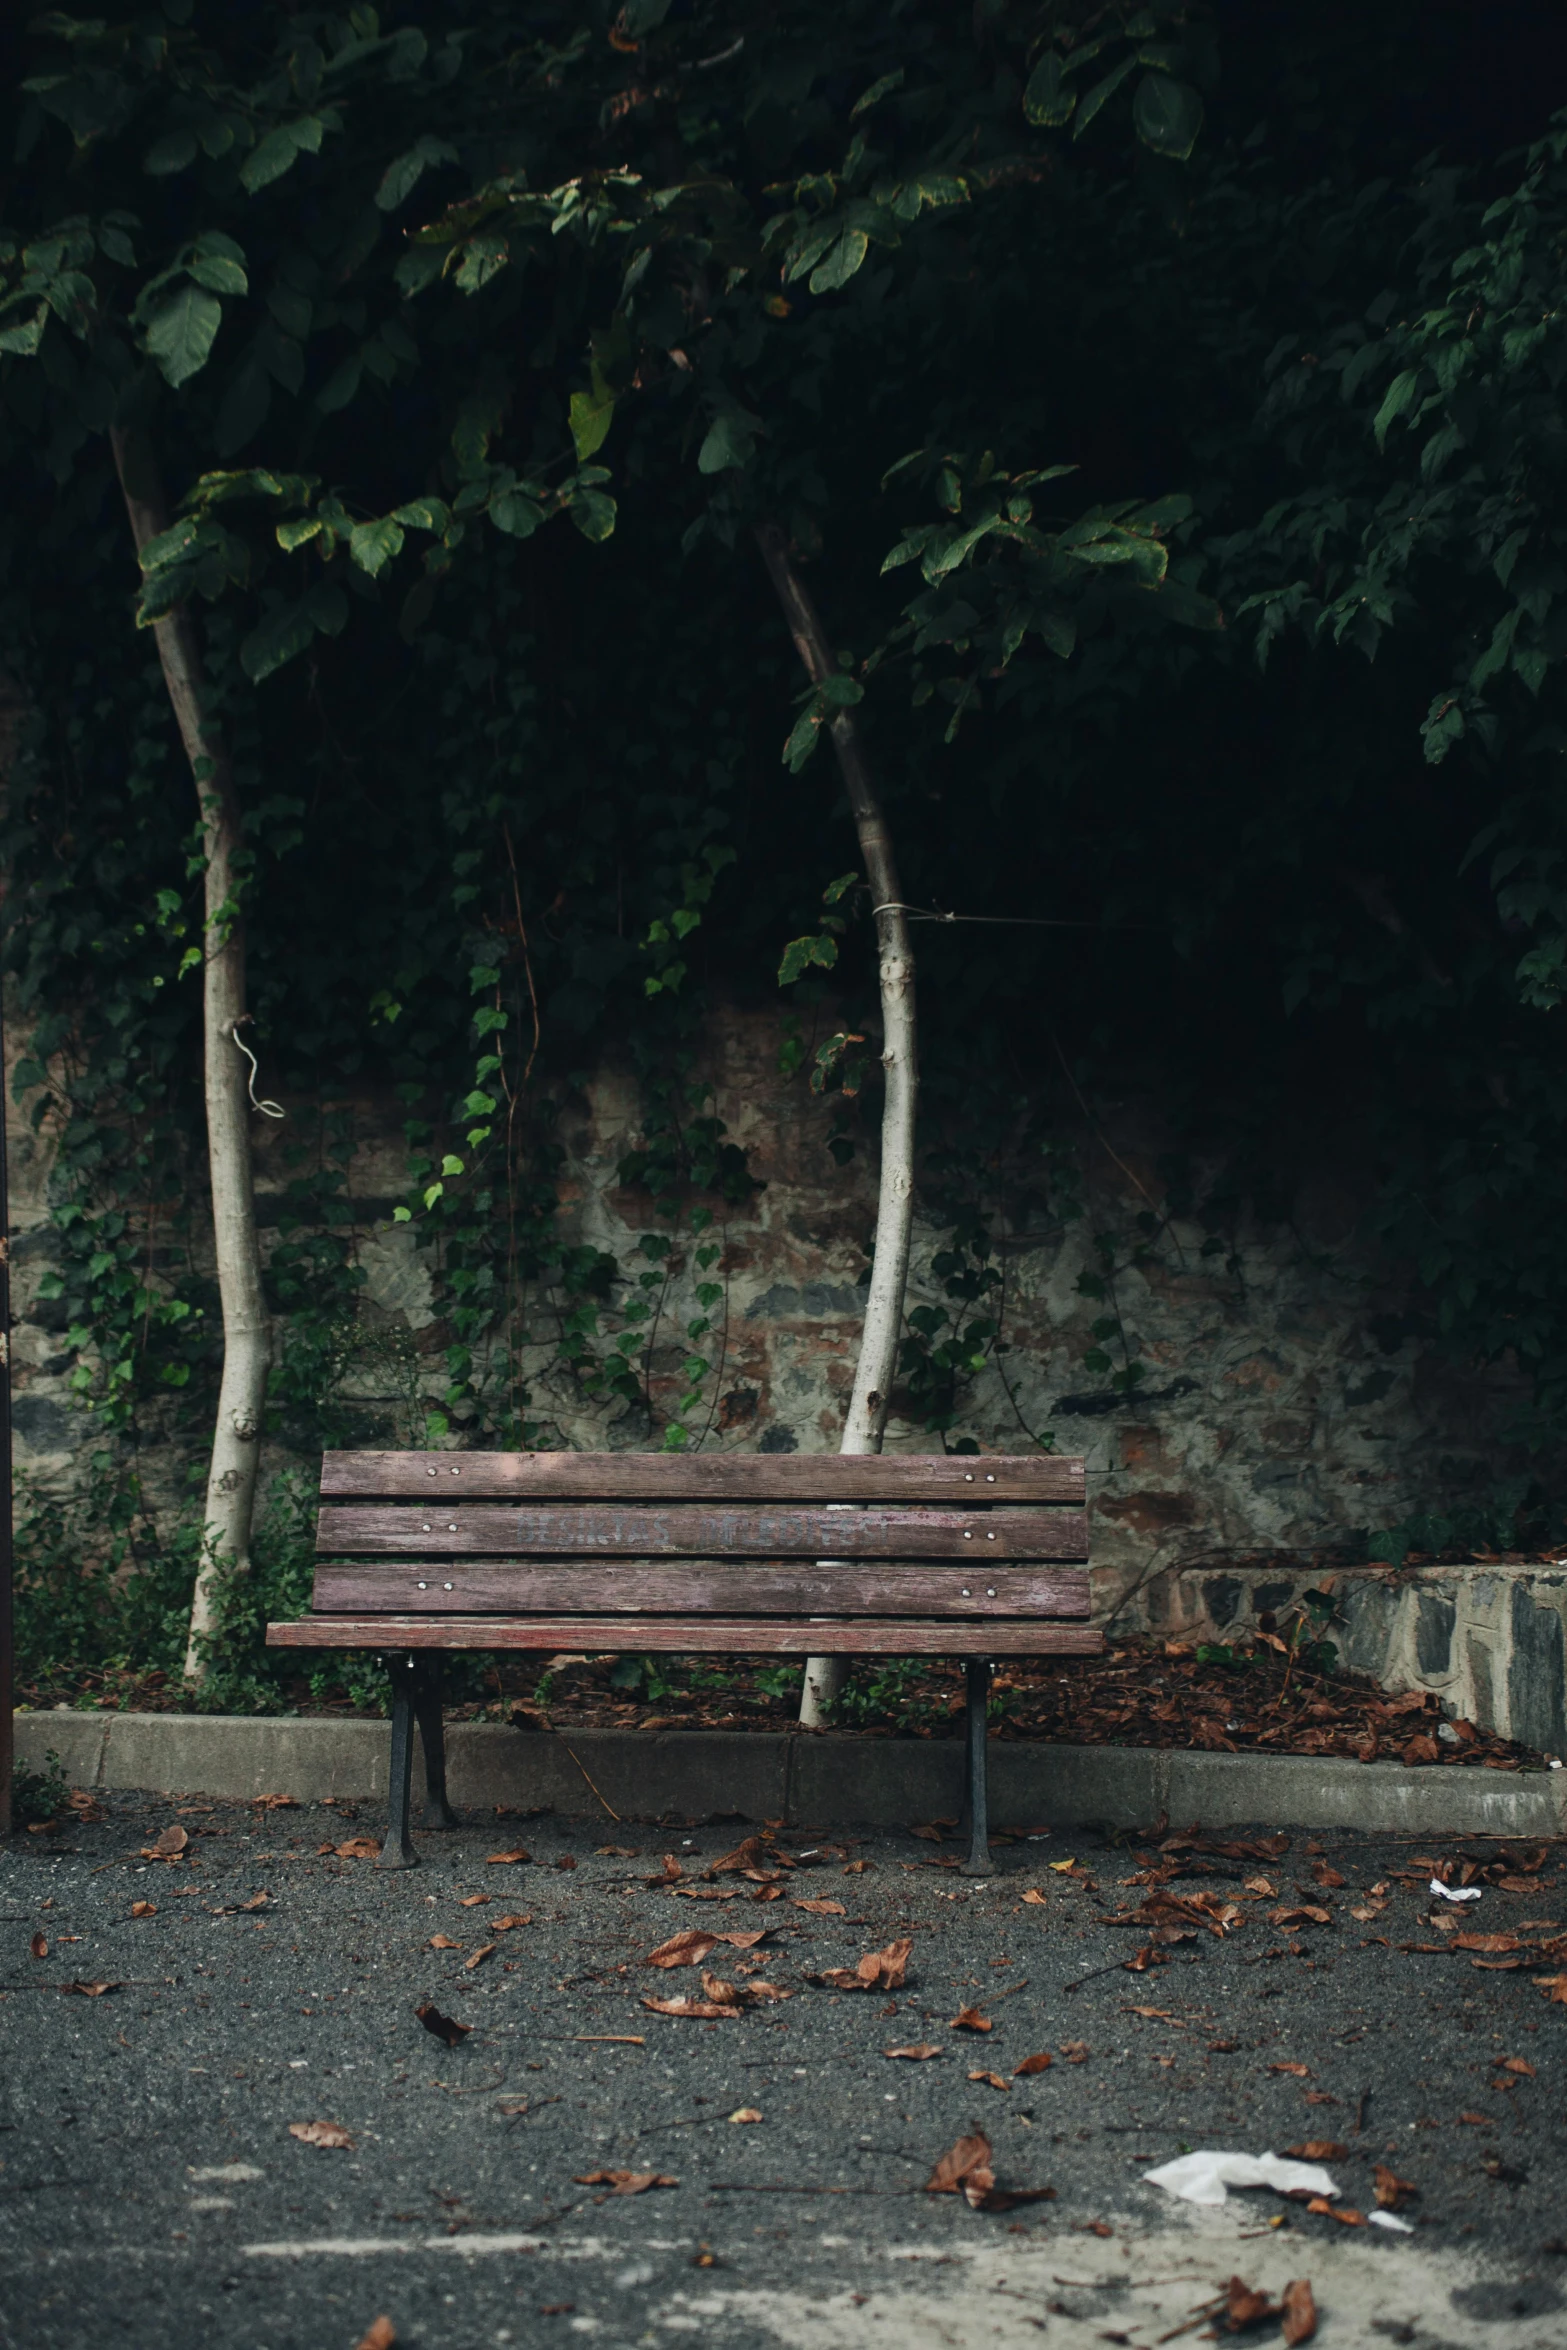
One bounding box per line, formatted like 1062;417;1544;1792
266;1451;1099;1875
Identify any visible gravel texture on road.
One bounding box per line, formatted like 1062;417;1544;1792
2;1795;1565;2348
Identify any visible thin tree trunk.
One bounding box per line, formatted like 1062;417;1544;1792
755;525;918;1726
110;423;270;1685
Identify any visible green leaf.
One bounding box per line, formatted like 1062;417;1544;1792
143;280;223;387
697;412;754;474
810;229;870;294
1023;53;1076;127
375;134;459;213
276;514;323;552
1132;73;1203;159
1073;53;1139;138
569;369;616;461
1373;368;1422;449
186;251;248;296
778;933;839;985
489;490;544;538
0;305;46;357
349;515;405;577
241;124;307;194
315;353;363;413
240;598;316;681
144;129;199;176
568;487;617;542
852;68;904;118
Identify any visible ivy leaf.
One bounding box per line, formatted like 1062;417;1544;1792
143;281;223;387
778;933;839;985
1132;73;1204;160
1023;54;1075;127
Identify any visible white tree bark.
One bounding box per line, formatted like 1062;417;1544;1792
755;526;918;1726
111;425;271;1685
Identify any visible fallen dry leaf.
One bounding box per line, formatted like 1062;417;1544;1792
1534;1972;1567;2004
648;1930;721;1970
708;1834;773;1874
1281;2276;1317;2344
641;1995;737;2020
1305;2197;1364;2226
555;1855;577;1872
596;1845;638;1857
487;1848;531;1865
1059;2041;1089;2064
30;1933;47;1960
910;1824;948;1844
1245;1876;1279;1897
924;2129;1055;2214
354;2320;395;2350
842;1859;872;1875
1500;2056;1536;2077
792;1898;846;1916
1285;2141;1347;2161
969;2070;1010;2091
463;1944;496;1972
62;1980;119;1997
727;2107;763;2124
1303;2091;1338;2107
886;2044;944;2061
130;1902;155;1920
1459;2110;1494;2127
573;2169;676;2195
1021;1889;1047;1906
1454;1933;1520;1954
140;1825;189;1861
700;1967;743;2006
253;1794;300;1811
1311;1862;1347;1890
1374;2164;1419;2209
289;2119;354;2151
428;1934;462;1950
1224;2277;1278;2328
459;1893;491;1908
335;1838;381;1861
494;1914;531;1931
1269;2062;1311;2078
950;2006;992;2034
1271;1905;1332;1929
238;1892;270;1913
1013;2051;1053;2077
811;1937;913;1993
415;2002;472;2047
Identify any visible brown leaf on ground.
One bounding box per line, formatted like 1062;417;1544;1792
1455;1932;1521;1953
1402;1734;1441;1766
737;1980;792;2003
1245;1876;1279;1897
62;1980;118;1997
1284;2141;1347;2161
130;1902;155;1920
950;2006;992;2033
1459;2111;1495;2127
459;1893;490;1908
463;1944;496;1972
428;1934;462;1950
1124;1942;1172;1973
1269;2062;1311;2077
494;1914;532;1932
1281;2277;1317;2345
1303;2090;1338;2106
1271;1905;1332;1928
1500;2056;1537;2077
811;1937;914;1993
555;1855;577;1871
353;2320;395;2350
843;1859;872;1875
1311;1862;1347;1889
792;1898;846;1915
253;1794;300;1812
727;2107;763;2124
595;1845;639;1858
1059;2041;1090;2063
486;1848;531;1866
573;2169;677;2194
1021;1889;1047;1906
1013;2052;1053;2076
1209;2039;1240;2053
641;1995;737;2020
289;2119;355;2150
1374;2164;1419;2209
30;1933;46;1959
707;1835;772;1876
1305;2197;1364;2225
969;2070;1009;2091
924;2128;1054;2214
139;1825;189;1861
1534;1973;1567;2004
415;2002;472;2047
336;1838;381;1860
1349;1904;1386;1923
1224;2276;1278;2327
911;1824;948;1844
886;2044;944;2061
647;1930;720;1970
238;1893;270;1913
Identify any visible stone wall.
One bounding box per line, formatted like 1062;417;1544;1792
7;1000;1560;1745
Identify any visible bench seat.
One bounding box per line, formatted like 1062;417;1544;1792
266;1448;1101;1873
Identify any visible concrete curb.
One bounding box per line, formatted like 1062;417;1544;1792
13;1708;1567;1836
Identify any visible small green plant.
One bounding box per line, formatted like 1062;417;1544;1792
11;1749;70;1826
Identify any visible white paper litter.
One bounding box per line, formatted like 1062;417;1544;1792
1368;2209;1415;2234
1430;1880;1482;1902
1141;2150;1338;2207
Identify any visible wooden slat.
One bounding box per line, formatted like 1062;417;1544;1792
316;1503;1089;1561
310;1562;1092;1619
319;1451;1084;1503
266;1614;1105;1656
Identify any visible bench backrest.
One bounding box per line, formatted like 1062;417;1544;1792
313;1451;1089;1621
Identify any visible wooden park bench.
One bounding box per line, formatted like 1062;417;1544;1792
266;1450;1099;1876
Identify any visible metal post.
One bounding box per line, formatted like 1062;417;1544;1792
379;1653;419;1869
960;1658;996;1878
0;937;12;1841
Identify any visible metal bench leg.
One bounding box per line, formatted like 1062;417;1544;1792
379;1654;420;1870
960;1658;996;1879
412;1653;458;1829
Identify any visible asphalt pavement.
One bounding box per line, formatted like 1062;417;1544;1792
2;1793;1564;2349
